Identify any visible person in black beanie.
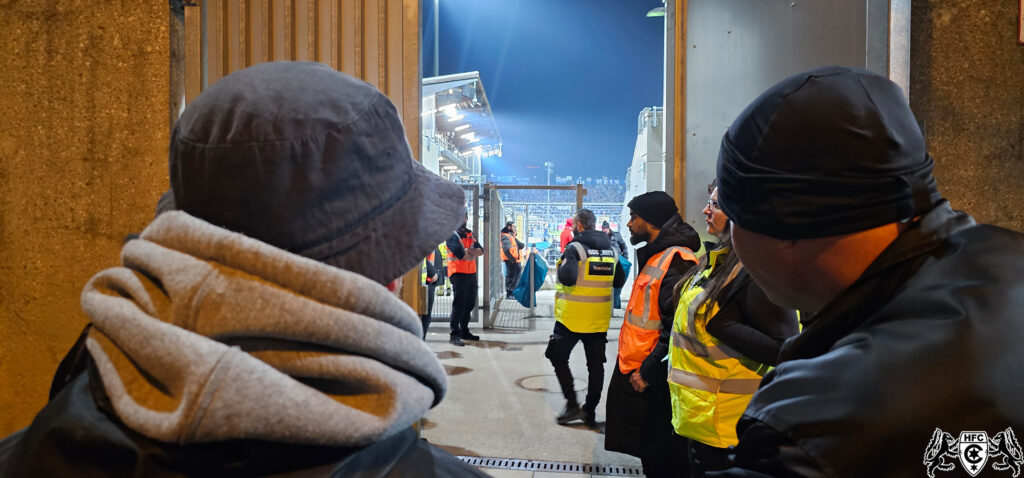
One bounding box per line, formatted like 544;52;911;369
625;191;678;238
709;66;1024;477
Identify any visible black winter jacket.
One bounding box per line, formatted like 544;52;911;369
0;335;486;478
711;202;1024;477
557;229;627;290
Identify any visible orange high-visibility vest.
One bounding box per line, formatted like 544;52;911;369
447;232;478;275
617;246;697;374
500;232;521;261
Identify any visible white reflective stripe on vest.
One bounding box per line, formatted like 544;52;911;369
671;330;745;361
626;248;686;330
556;292;612;303
668;368;762;395
576;279;612;288
639;264;665;280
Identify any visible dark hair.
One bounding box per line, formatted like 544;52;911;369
574;209;597;230
673;227;742;322
707;177;719;195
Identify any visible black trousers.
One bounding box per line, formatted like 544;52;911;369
421;282;436;339
504;260;522;296
689;440;732;477
449;273;477;336
544;321;607;411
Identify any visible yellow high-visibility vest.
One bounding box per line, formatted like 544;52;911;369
554;242;618;333
668;246;769;448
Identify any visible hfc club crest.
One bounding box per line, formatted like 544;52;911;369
959;431;989;476
924;427;1023;478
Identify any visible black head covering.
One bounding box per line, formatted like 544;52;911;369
717;66;941;240
627;191;678;229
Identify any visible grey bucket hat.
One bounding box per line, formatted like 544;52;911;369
169;61;465;284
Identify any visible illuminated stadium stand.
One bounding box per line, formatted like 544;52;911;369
422;72;502;184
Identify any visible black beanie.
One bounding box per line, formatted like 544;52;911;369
627;191;678;228
717;66;941;240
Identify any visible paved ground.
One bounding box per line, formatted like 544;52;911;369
422;290;643;477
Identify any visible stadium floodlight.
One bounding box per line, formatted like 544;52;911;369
454;124;471;131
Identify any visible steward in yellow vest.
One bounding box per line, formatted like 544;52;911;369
546;209;625;429
604;204;701;478
667;182;798;475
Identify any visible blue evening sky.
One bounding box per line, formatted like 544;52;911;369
422;0;666;181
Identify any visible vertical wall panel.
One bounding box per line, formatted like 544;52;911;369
361;0;380;90
273;0;286;60
185;5;203;102
183;3;418;140
182;0;425;320
340;0;356;75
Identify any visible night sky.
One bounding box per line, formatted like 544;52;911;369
422;0;666;181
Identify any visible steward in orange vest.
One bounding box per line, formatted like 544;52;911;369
445;216;483;346
500;222;526;298
604;192;701;478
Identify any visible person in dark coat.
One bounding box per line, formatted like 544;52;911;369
0;62;487;477
709;66;1024;477
604;192;701;478
602;220;630;309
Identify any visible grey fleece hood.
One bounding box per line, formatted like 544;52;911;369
81;211;446;446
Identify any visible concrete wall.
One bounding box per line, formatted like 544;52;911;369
0;3;169;435
910;0;1024;231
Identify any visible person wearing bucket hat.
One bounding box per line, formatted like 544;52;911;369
0;62;487;477
708;67;1024;477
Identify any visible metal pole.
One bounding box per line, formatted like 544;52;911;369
433;0;439;77
526;203;535;316
477;183;485;327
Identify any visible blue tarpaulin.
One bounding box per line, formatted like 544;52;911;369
512;251;548;307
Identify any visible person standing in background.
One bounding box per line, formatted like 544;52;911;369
559;218;574;253
500;221;525;299
602;220;630;309
605;192;700;477
548;209;626;428
446;211;484;347
421;245;443;339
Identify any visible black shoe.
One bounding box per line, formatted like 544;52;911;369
460;332;480;341
583;411;597;428
556;404;584;425
449;336;465;347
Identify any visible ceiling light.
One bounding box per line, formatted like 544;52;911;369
454;124;471;131
646;6;665;17
460;132;476;139
448;114;464;122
